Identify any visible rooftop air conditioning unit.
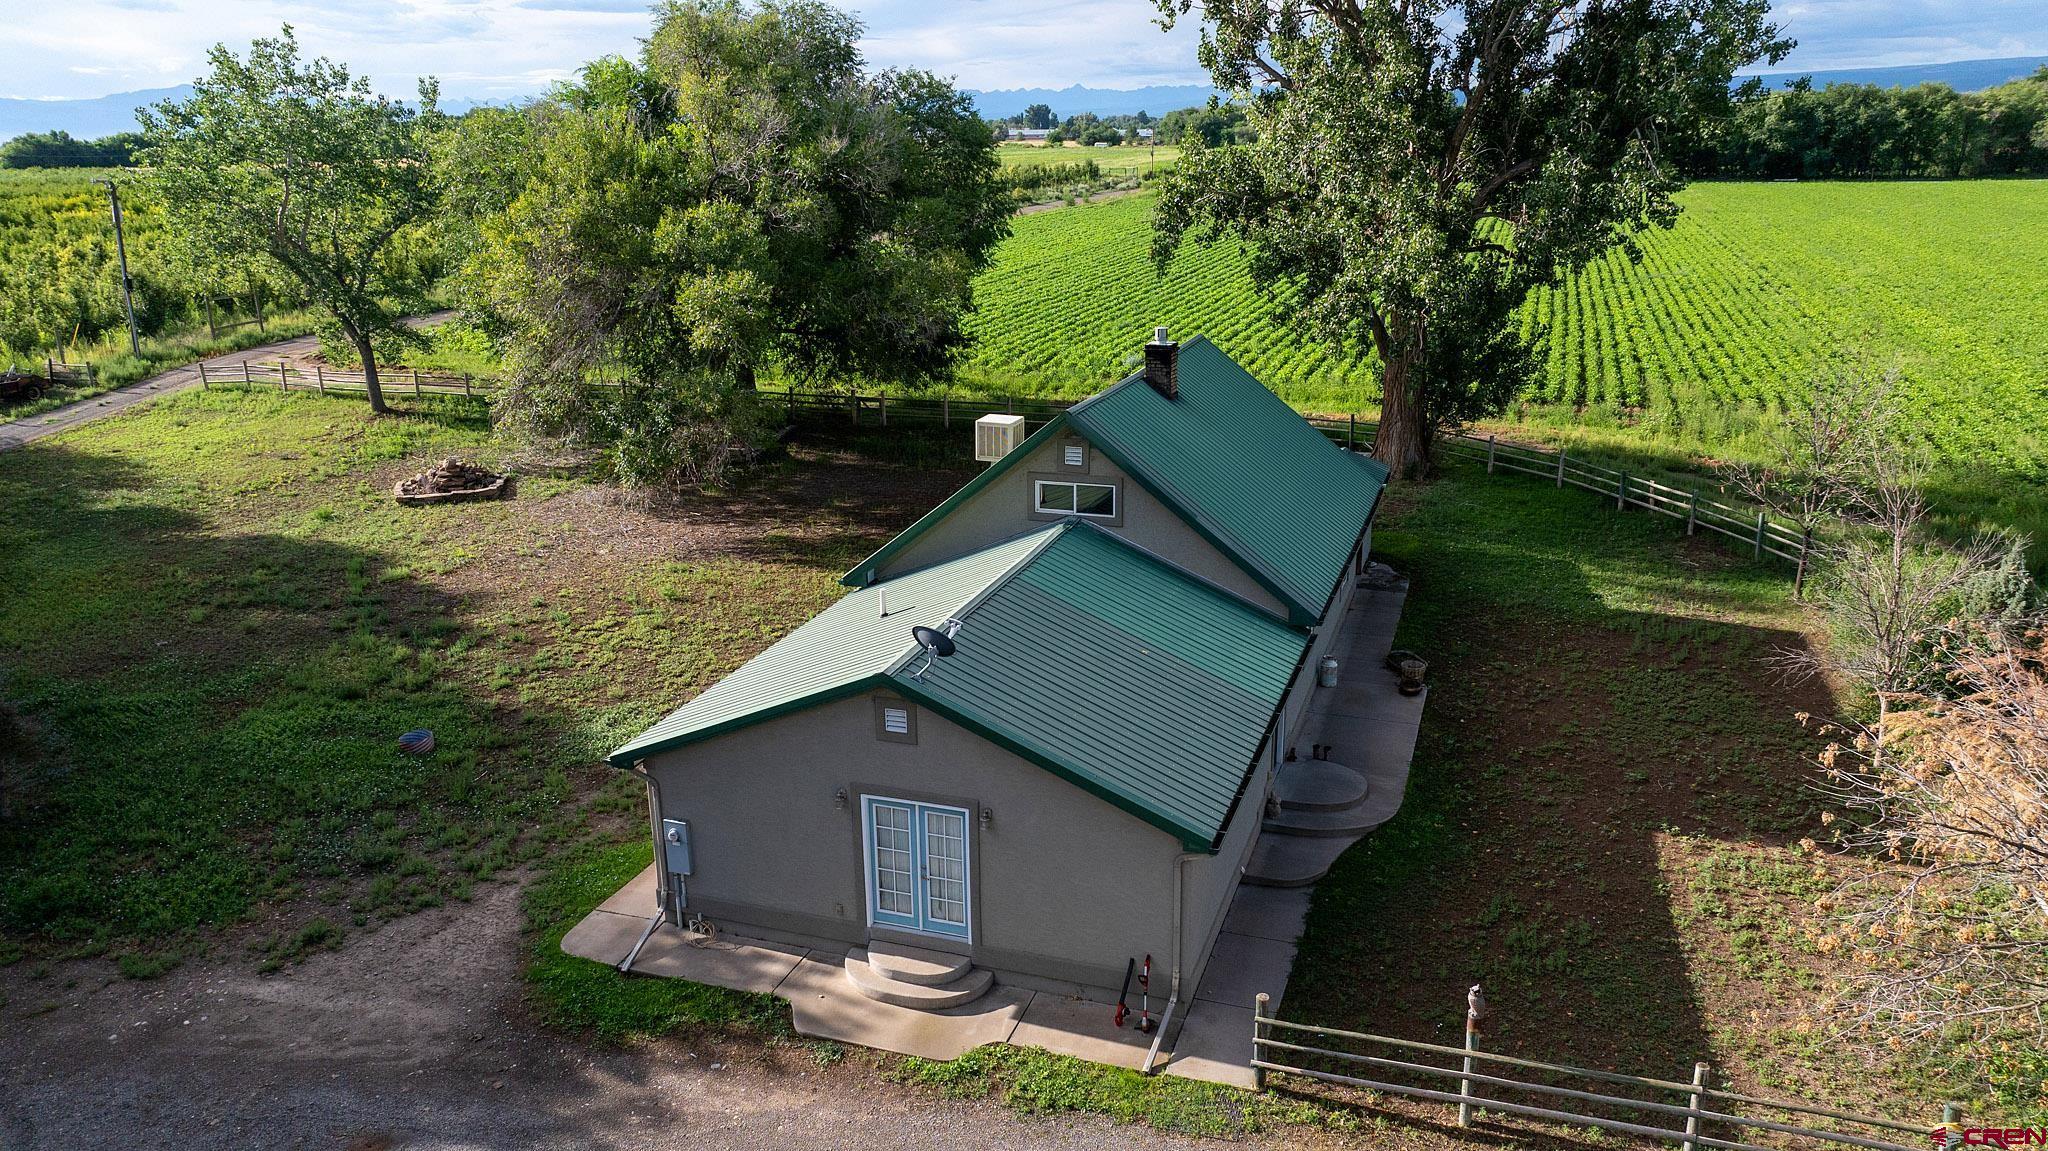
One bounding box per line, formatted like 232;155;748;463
975;413;1026;463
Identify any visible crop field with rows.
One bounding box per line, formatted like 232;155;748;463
961;192;1379;410
964;181;2048;480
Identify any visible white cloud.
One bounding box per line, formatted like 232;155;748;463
1;0;2044;102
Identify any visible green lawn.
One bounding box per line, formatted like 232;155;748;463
0;388;915;972
2;387;2009;1136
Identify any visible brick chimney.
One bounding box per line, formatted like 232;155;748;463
1143;326;1179;399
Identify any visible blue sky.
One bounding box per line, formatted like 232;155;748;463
3;0;2046;101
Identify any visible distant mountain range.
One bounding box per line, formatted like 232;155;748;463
0;85;503;142
7;57;2045;144
1740;55;2048;92
963;84;1222;120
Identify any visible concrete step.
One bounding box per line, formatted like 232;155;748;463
1271;758;1369;813
1242;833;1361;888
1262;802;1379;837
863;940;973;987
844;948;993;1009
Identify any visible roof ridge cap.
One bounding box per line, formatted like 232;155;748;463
881;523;1070;676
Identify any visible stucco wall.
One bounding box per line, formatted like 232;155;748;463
642;690;1191;996
872;433;1289;620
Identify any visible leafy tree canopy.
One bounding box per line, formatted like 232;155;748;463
139;26;443;412
467;0;1011;487
1152;0;1791;474
1023;103;1057;129
0;131;144;169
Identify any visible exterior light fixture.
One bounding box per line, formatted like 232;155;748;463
979;808;993;831
835;788;848;810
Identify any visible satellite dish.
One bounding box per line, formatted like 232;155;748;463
906;624;958;680
911;625;956;658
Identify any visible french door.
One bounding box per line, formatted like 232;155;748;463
863;796;971;941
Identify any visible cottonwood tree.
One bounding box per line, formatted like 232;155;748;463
1816;628;2048;1041
470;0;1010;487
141;27;442;414
1151;0;1791;475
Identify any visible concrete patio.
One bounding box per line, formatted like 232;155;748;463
561;569;1425;1085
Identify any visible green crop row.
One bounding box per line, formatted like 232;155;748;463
965;182;2048;479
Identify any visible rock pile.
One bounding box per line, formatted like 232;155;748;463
401;458;499;496
394;458;511;504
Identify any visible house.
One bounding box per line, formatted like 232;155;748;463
1011;127;1053;142
606;330;1389;1023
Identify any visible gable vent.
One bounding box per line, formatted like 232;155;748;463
1063;444;1085;466
881;706;911;734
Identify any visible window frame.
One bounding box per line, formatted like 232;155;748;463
1033;479;1118;520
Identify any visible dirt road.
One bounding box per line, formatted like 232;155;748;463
0;313;456;453
0;885;1226;1151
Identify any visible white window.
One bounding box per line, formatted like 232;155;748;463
882;706;910;735
1035;480;1116;518
1062;444;1086;467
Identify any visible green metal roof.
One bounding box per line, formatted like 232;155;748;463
1065;338;1390;624
607;528;1059;763
840;338;1388;626
611;522;1308;850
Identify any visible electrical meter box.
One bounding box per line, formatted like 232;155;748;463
662;819;693;876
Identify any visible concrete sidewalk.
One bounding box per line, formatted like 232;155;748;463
1161;572;1425;1088
562;866;1160;1066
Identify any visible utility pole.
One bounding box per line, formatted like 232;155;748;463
94;177;142;356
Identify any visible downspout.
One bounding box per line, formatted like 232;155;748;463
1144;850;1202;1074
619;760;669;974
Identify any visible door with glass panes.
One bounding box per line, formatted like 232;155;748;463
861;796;971;940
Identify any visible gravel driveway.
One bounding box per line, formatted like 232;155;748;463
0;885;1237;1151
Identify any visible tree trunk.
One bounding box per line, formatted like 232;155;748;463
352;329;388;414
1372;349;1428;478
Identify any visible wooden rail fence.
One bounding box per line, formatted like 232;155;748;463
1252;989;1949;1151
203;363;1813;578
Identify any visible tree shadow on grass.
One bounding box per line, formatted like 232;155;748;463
0;441;582;955
1284;459;1854;1127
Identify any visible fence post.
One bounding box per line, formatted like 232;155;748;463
316;365;325;394
1555;449;1566;488
849;392;858;426
1487;435;1497;474
1683;1061;1710;1151
880;393;888;427
47;356;56;380
1753;510;1767;560
1617;471;1629;511
242;360;252;386
279;363;287;391
942;393;950;429
412;368;422;398
1941;1103;1961;1150
1687;489;1700;536
1459;984;1485;1128
204;297;217;339
1252;992;1271;1091
1794;528;1814;597
1348;414;1357;452
463;373;472;398
198;362;209;388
